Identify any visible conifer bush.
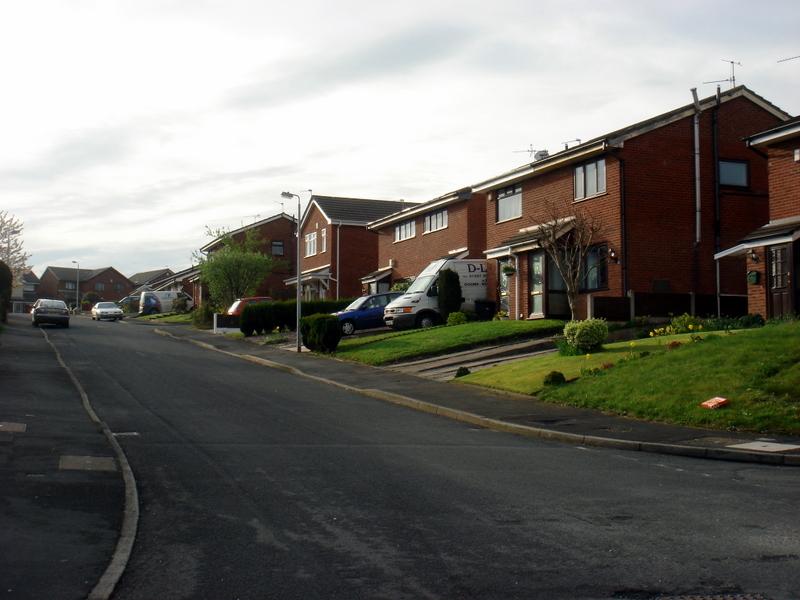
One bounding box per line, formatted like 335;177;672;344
300;313;342;353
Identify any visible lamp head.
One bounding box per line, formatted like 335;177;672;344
281;191;295;199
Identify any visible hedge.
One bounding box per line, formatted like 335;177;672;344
240;298;354;336
299;313;342;353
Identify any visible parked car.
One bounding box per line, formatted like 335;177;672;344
91;301;124;321
334;292;402;335
226;296;273;316
117;295;140;313
139;291;194;315
31;298;70;328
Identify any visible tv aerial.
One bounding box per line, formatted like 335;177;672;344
512;144;541;158
703;59;741;89
778;55;800;63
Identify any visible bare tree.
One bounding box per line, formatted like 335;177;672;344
533;200;604;321
0;211;31;283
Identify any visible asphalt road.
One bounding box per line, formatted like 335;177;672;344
34;315;800;599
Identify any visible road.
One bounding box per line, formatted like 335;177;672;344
22;315;800;598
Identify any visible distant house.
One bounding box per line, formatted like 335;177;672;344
38;266;134;306
128;268;175;293
716;115;800;318
150;265;199;299
10;271;39;313
475;85;789;321
198;212;297;303
287;196;414;299
365;188;487;293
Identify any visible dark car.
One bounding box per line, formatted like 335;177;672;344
334;292;402;335
31;299;70;328
226;296;273;316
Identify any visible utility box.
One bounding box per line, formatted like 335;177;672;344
746;270;760;285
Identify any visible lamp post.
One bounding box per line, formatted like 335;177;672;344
71;260;80;312
281;189;311;352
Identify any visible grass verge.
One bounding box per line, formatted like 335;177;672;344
459;321;800;434
334;319;564;366
137;312;193;324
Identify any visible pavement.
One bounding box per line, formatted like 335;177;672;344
138;320;800;467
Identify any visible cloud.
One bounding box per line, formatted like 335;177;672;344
226;22;476;109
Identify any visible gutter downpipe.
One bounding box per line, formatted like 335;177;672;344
691;88;702;316
713;86;722;317
336;222;341;299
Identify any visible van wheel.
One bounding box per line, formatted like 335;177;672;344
417;314;436;329
341;320;355;336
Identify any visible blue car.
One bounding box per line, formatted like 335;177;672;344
334;292;402;335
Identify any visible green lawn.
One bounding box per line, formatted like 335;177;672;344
459;321;800;434
334;319;564;366
137;312;193;324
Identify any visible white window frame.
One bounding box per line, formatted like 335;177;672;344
574;158;606;200
423;209;448;233
320;228;327;253
305;232;317;257
394;219;416;242
496;185;522;222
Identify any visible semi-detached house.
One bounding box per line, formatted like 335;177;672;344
474;86;789;321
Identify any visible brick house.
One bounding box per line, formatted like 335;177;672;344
38;266;134;306
128;268;174;294
199;212;297;301
475;86;789;321
364;188;487;292
10;271;39;313
716;115;800;318
286;196;413;300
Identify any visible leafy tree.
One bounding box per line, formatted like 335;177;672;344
0;260;12;323
437;268;462;321
195;228;279;310
0;211;31;285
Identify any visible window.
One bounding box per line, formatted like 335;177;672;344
582;245;608;290
496;185;522;222
394;219;416;242
305;232;317;257
321;228;327;253
95;282;105;292
271;241;284;256
65;281;76;290
719;160;748;187
574;158;606;200
424;209;448;233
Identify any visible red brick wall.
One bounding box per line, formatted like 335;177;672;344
37;268;134;304
767;139;800;221
375;194;488;283
746;247;768;317
338;226;379;299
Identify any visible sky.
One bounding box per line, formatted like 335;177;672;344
1;0;798;278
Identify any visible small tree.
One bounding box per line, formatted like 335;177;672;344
0;260;12;323
0;211;31;285
195;228;280;310
437;268;462;321
533;201;604;321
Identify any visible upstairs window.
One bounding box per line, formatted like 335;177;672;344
95;282;105;292
304;232;317;257
496;184;522;222
65;281;76;290
719;160;748;187
574;158;606;200
321;228;327;253
424;209;448;233
394;219;416;242
271;240;284;256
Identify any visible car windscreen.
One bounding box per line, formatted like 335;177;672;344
344;297;367;311
97;302;117;308
40;300;67;308
406;275;435;294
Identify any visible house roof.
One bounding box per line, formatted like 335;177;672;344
473;86;792;193
44;266;115;281
129;268;174;286
303;196;417;228
200;212;297;253
22;271;40;284
715;215;800;260
484;217;576;258
746;114;800;147
367;188;473;230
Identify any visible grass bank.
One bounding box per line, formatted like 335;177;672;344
334;319;563;366
459;321;800;434
136;312;193;324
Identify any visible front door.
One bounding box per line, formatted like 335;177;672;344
528;251;544;318
768;244;794;318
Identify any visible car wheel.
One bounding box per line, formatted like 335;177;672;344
417;314;436;329
341;320;356;336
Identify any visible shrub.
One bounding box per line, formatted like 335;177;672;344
437;268;462;321
563;319;608;353
667;340;682;350
447;311;468;326
240;299;352;335
669;313;704;333
0;260;11;323
556;337;581;356
300;313;342;353
192;303;214;329
543;370;566;385
493;310;509;320
454;366;471;378
173;295;189;314
390;280;411;292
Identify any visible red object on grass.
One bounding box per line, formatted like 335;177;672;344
700;397;729;409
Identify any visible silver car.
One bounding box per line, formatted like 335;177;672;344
31;299;70;328
91;301;124;321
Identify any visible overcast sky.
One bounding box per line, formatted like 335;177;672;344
2;0;798;278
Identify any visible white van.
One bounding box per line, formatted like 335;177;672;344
139;290;194;315
383;259;489;329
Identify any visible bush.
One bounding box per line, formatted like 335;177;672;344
556;337;581;356
447;311;468;326
670;313;704;333
563;319;608;353
300;313;342;353
454;366;471;378
173;296;189;314
0;260;11;323
437;268;462;321
192;303;214;329
390;280;411;292
543;370;566;385
239;298;353;336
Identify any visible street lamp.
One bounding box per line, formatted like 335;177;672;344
281;189;311;352
71;260;80;312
